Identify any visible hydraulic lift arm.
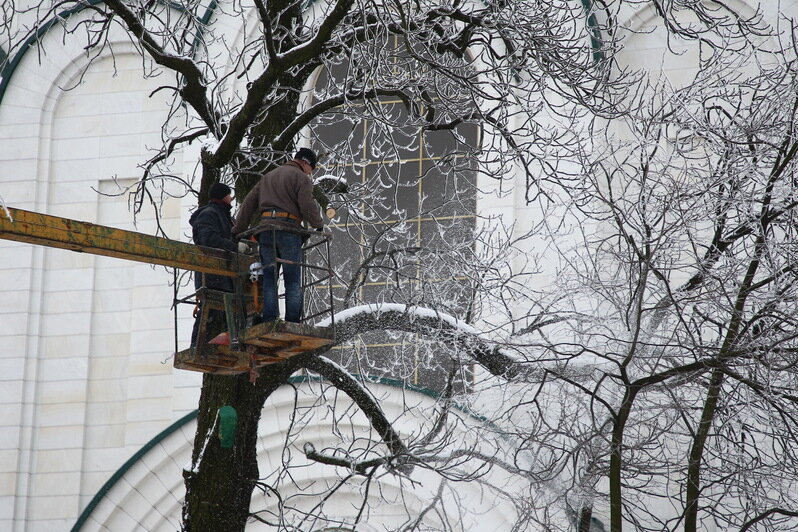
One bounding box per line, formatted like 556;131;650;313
0;206;248;276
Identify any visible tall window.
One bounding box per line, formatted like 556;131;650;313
309;36;480;392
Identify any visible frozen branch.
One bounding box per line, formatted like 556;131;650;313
740;508;798;531
318;304;524;379
303;442;389;474
301;355;410;462
272;88;415;153
103;0;218;134
204;0;356;168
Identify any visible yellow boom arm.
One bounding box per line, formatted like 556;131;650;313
0;207;249;276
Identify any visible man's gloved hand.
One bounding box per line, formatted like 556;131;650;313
238;241;254;254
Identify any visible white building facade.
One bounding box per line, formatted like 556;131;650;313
1;0;793;530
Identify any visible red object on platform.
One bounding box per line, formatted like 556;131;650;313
209;331;230;345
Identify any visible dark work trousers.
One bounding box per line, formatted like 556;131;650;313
258;229;303;323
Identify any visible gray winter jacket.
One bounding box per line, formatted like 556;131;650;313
232;161;324;236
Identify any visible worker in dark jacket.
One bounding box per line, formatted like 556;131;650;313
190;182;236;344
232;148;324;323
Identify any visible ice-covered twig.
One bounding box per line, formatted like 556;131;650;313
303;442;390;474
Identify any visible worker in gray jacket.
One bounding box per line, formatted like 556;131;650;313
232;148;324;323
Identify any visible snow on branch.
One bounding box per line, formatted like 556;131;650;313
317;304;525;379
187;409;219;475
317;304;635;386
303;442;390;475
317;303;480;334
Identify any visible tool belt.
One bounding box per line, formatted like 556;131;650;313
261;210;302;223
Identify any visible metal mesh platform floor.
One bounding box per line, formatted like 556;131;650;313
174;321;334;374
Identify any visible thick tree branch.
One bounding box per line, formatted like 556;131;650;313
303;442;389;474
301;355;410;462
203;0;356;168
740;508;798;531
272;88;415;153
252;0;278;64
329;306;523;379
103;0;218;134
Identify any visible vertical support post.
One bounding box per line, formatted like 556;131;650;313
195;289;211;356
325;237;335;330
272;227;279;312
301;234;307;322
173;268;179;356
223;292;238;348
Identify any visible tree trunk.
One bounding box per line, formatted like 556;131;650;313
578;505;594;532
182;54;313;527
198;165;221;207
683;367;723;532
182;374;261;531
609;387;638;532
182;367;293;531
683;228;765;531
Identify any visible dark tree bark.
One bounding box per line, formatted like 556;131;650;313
182;372;280;531
578;506;594;532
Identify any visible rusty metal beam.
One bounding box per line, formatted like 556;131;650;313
0;207;249;277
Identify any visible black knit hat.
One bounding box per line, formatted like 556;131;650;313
295;148;317;169
209;182;232;200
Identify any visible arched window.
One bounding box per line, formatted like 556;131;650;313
308;35;480;391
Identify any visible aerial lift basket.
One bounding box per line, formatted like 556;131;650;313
172;224;335;375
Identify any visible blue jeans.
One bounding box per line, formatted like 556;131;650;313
258;229;303;322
